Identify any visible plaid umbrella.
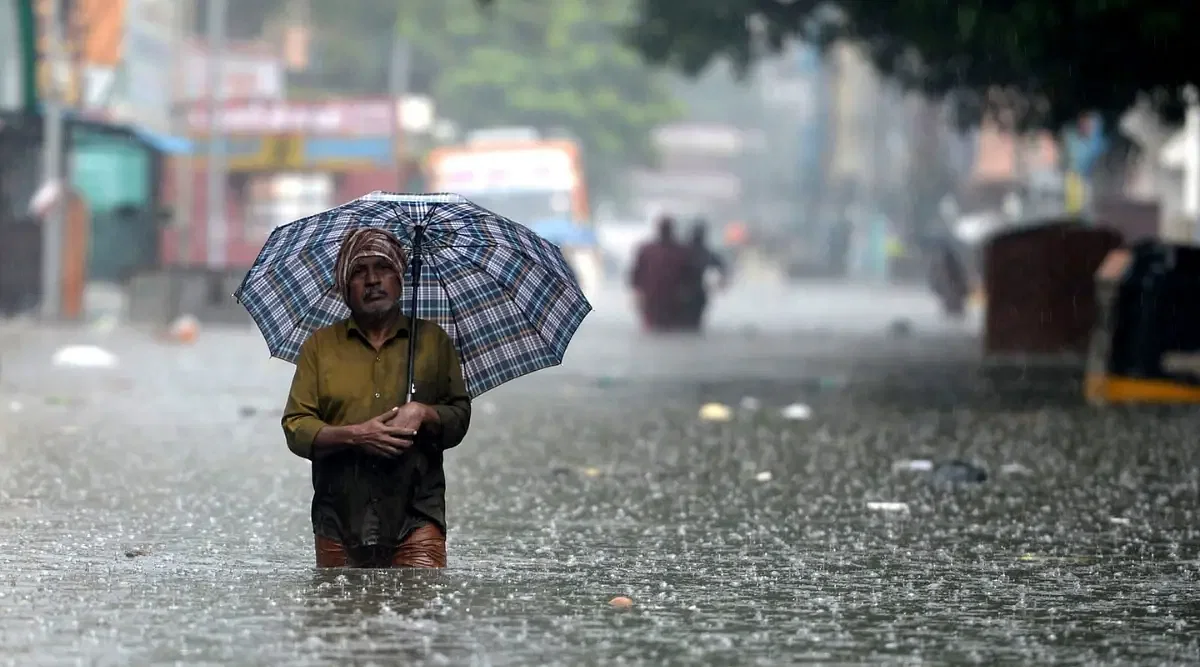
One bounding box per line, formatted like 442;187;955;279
233;191;592;397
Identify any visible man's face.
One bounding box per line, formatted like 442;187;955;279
346;256;403;317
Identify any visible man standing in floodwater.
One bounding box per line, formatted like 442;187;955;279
282;228;471;568
680;219;728;331
629;215;693;331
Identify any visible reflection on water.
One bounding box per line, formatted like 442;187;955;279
0;313;1198;664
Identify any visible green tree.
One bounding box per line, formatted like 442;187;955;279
622;0;1200;129
206;0;679;196
398;0;680;197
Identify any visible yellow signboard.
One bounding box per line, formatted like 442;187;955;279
192;135;305;171
262;135;304;168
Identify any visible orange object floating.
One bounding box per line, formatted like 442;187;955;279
168;314;199;344
609;596;633;609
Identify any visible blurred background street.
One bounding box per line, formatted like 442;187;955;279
4;0;1200;664
2;282;1198;664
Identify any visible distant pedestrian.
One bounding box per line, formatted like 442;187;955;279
928;238;968;318
629;215;693;331
680;219;728;330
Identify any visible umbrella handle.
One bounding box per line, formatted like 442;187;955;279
404;225;424;403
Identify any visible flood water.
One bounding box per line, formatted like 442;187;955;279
1;283;1197;665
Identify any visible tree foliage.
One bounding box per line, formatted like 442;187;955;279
621;0;1200;129
205;0;680;194
397;0;680;194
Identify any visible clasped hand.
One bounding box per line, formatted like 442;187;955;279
352;402;432;458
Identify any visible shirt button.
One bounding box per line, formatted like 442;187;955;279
375;392;381;398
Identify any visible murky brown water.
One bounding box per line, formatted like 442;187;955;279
1;288;1198;665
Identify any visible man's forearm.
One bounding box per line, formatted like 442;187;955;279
311;424;362;458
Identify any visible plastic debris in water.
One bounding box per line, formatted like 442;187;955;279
51;345;117;368
866;501;909;512
892;459;934;472
89;314;118;334
780;403;811;420
932;460;987;484
698;402;733;422
609;596;634;609
168;314;200;344
7;401;21;413
754;471;772;482
582;467;603;478
1018;554;1098;565
1000;462;1032;476
1109;516;1132;526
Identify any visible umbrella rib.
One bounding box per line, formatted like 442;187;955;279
424;258;468;371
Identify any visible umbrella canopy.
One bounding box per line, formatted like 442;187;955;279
234;191;592;396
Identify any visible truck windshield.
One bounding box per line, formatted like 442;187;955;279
465;190;573;223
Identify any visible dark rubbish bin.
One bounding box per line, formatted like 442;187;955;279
982;220;1122;356
1086;240;1200;403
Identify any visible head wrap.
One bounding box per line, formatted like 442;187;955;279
655;215;675;242
333;228;409;304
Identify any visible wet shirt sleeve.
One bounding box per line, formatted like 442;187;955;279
430;328;471;450
281;336;325;459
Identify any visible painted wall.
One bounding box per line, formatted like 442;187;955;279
158;164;407;269
71;129;156;281
0;0;19;110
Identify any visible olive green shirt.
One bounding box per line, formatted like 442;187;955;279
282;315;471;547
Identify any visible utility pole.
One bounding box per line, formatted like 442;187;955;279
39;0;67;320
173;0;195;265
1182;86;1200;242
388;15;411;189
205;0;227;268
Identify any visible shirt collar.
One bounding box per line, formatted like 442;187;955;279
344;313;410;344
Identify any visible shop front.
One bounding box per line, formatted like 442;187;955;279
161;98;409;269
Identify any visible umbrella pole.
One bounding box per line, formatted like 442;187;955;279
404;225;425;403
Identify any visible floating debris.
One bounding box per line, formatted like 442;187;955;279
582;467;603;479
1109;516;1132;526
892;459;934;472
754;471;773;482
608;596;634;609
866;501;909;512
739;396;761;411
698;402;733;422
780;403;812;420
1018;554;1099;565
932;460;987;484
167;314;200;344
124;548;149;558
51;345;117;369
